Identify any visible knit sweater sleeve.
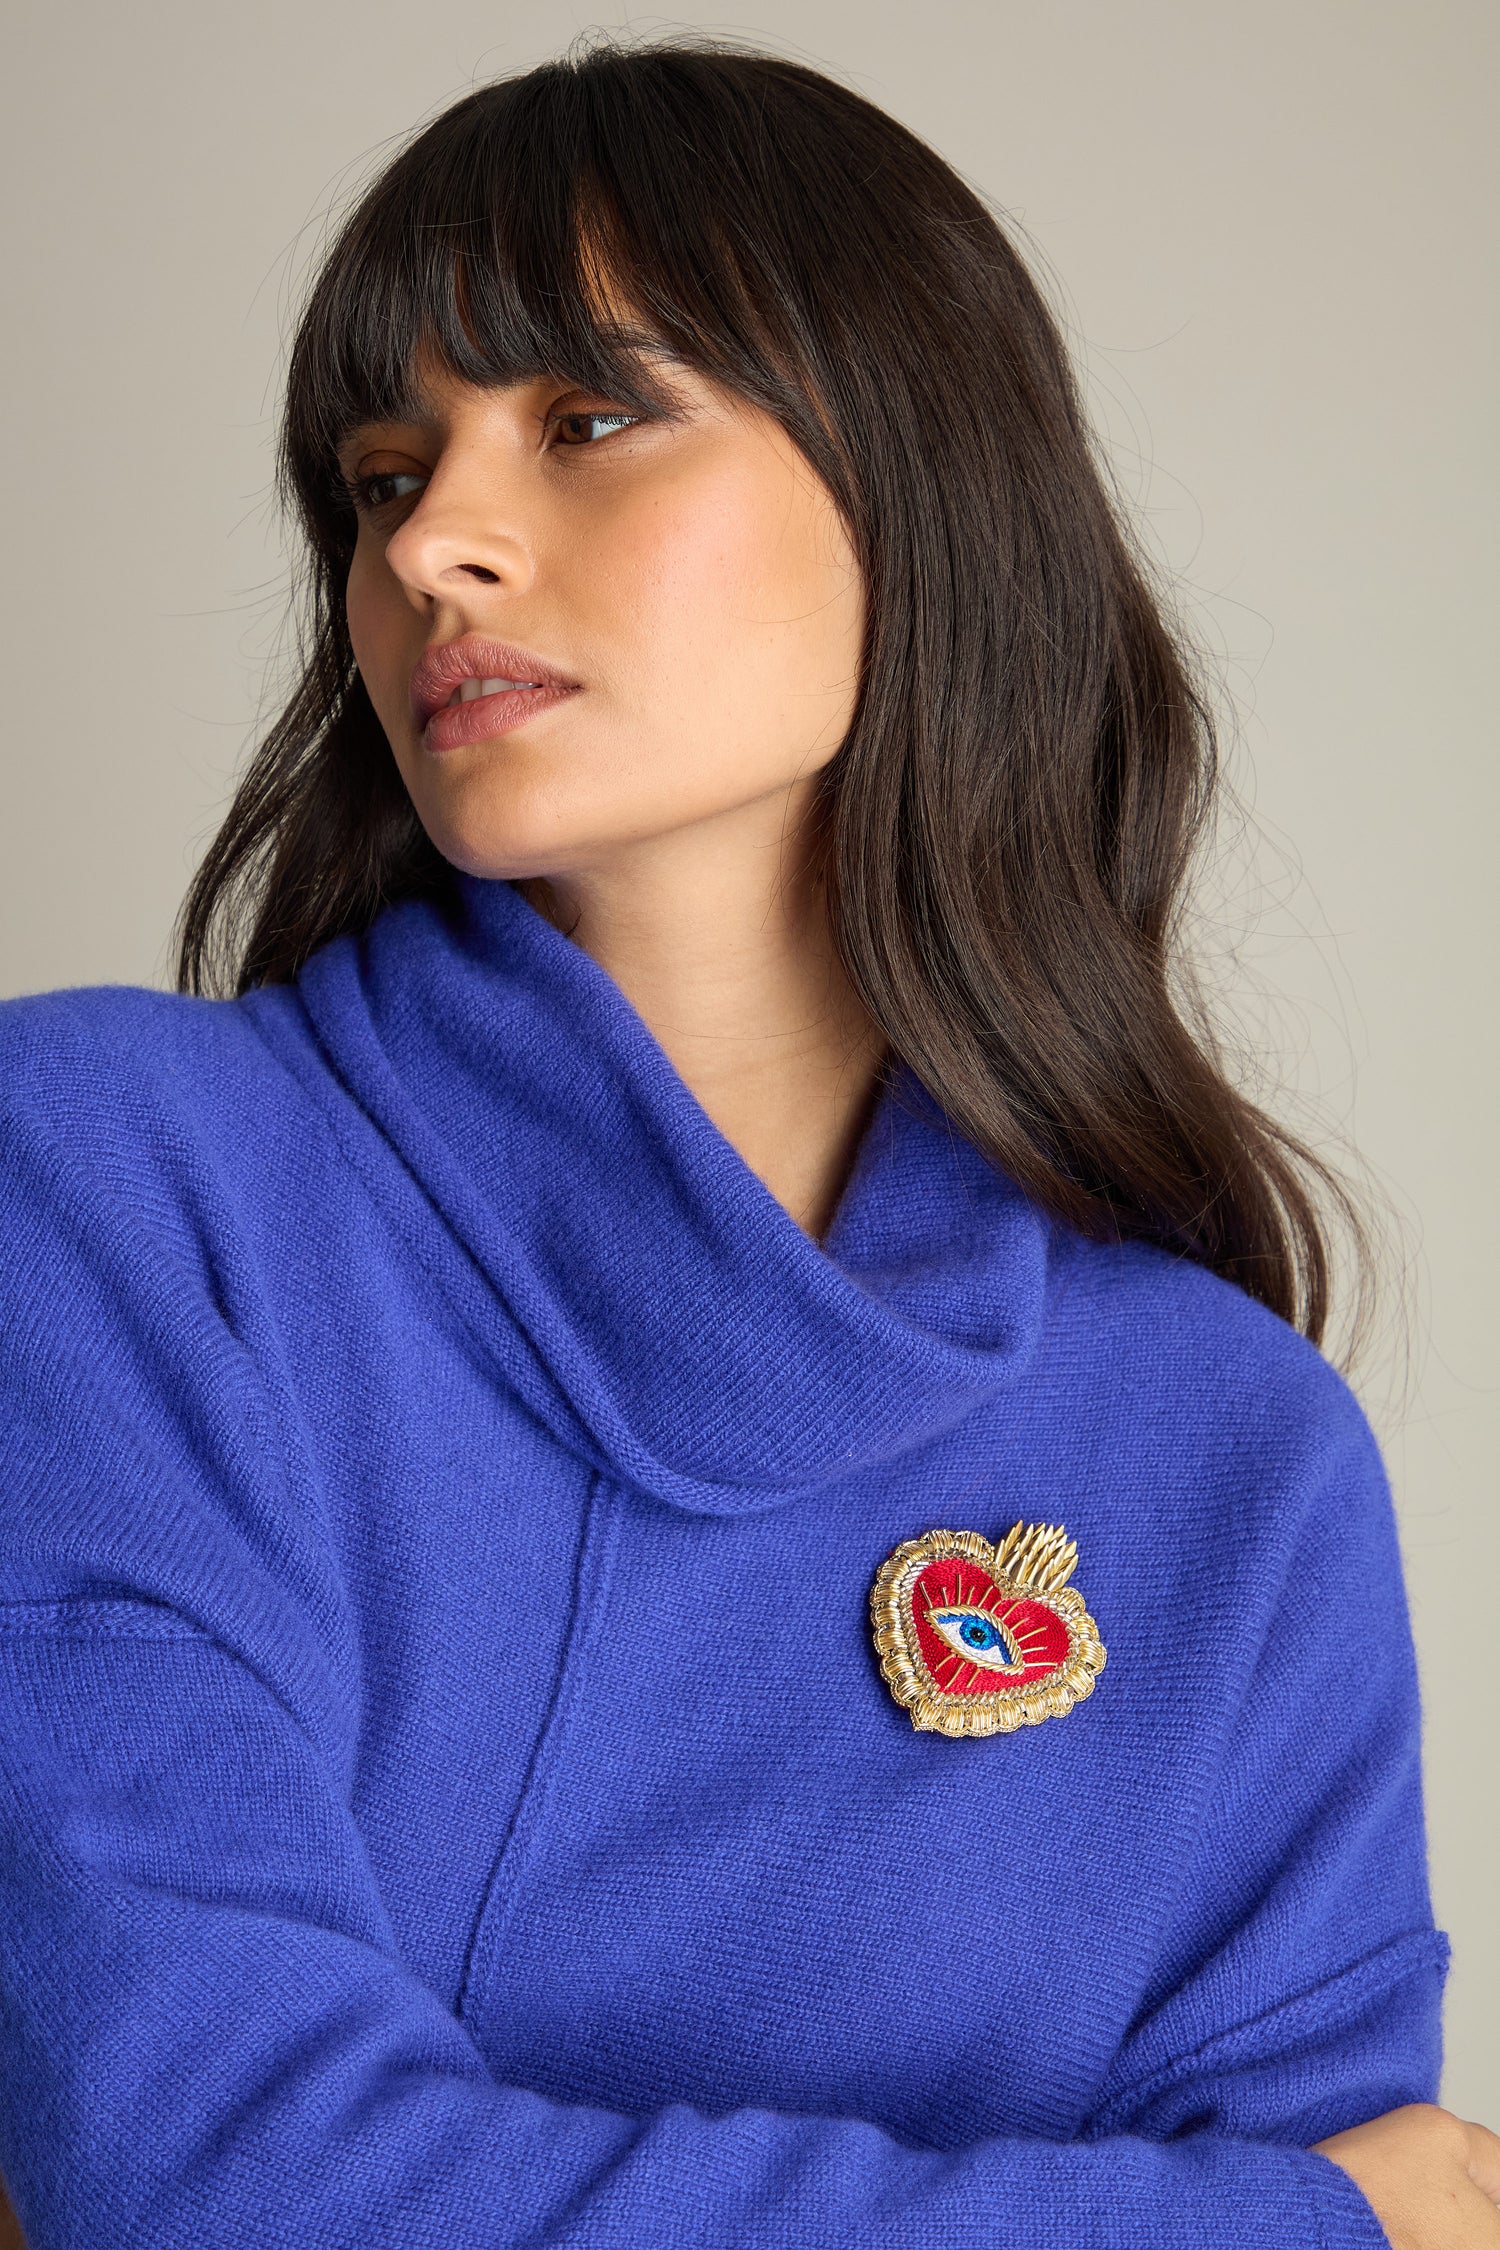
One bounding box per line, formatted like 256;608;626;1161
1082;1368;1446;2157
0;1059;1416;2250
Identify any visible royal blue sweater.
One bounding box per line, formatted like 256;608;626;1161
0;873;1444;2248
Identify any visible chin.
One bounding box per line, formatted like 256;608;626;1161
399;765;579;880
408;763;747;883
408;793;638;884
419;823;576;884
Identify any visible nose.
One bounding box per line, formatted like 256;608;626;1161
380;452;535;611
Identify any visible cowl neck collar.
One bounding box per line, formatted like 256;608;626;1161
294;874;1053;1516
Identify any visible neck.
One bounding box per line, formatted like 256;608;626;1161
516;789;888;1242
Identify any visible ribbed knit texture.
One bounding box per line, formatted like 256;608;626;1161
0;874;1443;2248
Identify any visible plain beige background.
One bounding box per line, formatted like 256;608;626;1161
2;0;1495;2118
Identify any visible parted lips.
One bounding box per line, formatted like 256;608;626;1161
869;1520;1106;1737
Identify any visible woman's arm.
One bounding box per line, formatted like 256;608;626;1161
1;2118;1496;2250
1076;1345;1449;2143
0;1591;1417;2250
0;1035;1480;2250
0;1385;1468;2250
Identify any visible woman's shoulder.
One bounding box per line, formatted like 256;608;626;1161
1049;1219;1385;1493
0;976;341;1282
0;976;322;1163
1;976;265;1104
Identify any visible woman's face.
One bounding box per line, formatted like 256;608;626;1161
338;347;865;881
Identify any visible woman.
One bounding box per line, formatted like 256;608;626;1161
0;36;1493;2250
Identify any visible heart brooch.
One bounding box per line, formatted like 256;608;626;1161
869;1520;1106;1736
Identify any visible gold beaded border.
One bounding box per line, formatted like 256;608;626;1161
869;1525;1107;1737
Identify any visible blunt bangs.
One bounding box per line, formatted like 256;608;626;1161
281;55;844;554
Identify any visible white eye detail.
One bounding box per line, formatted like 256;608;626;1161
553;409;643;446
345;469;427;511
928;1605;1024;1671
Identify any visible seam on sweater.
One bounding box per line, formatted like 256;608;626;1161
0;1597;203;1639
1088;1926;1451;2135
453;1470;620;2022
0;1594;357;1799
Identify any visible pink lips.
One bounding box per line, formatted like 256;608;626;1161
408;634;581;754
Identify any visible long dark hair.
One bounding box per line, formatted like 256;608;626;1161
175;32;1366;1349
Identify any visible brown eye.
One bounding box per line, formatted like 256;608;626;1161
342;469;426;511
551;409;642;447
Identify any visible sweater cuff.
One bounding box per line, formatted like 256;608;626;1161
1302;2151;1392;2250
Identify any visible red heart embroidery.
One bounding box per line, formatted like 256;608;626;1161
870;1522;1106;1737
910;1555;1073;1690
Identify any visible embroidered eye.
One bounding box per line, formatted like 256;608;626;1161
928;1606;1024;1670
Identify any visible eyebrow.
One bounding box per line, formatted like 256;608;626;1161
333;402;443;455
331;336;695;457
599;325;690;364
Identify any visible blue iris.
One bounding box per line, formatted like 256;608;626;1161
938;1611;1006;1655
926;1601;1028;1675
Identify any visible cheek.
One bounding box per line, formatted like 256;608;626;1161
341;549;386;670
343;548;409;725
587;457;859;707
